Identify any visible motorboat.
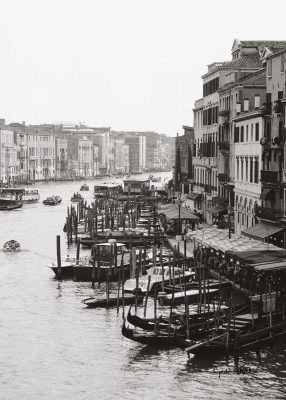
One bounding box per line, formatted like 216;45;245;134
3;240;21;252
48;254;84;278
43;196;60;205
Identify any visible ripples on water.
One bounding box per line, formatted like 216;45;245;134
0;174;286;400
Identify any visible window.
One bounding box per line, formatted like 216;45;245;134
278;90;283;100
234;126;239;143
236;158;239;180
266;92;272;104
255;123;259;141
250;159;253;183
266;121;271;141
244;98;249;112
246;158;249;182
254;95;260;109
251;124;253;141
246;125;249;141
254;159;259;183
237;103;241;114
240;126;244;142
241;158;244;181
268;59;272;77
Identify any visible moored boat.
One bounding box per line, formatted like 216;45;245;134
82;294;144;308
124;265;195;293
73;241;130;282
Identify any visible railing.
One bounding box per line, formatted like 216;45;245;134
260;170;279;184
255;206;284;221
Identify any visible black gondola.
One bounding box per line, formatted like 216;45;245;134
121;321;181;347
82;294;143;309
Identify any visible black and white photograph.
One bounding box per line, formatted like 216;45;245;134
1;1;286;399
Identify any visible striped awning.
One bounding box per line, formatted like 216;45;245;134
241;222;285;241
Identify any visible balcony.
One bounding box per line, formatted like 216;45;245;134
260;170;279;184
255;206;284;222
218;173;228;183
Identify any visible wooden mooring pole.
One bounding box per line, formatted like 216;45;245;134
56;235;62;280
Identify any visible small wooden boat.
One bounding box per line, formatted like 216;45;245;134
82;294;143;308
3;240;21;252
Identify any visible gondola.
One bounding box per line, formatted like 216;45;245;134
126;306;170;331
121;320;182;347
82;294;144;309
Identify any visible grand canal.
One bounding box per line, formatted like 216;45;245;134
1;172;286;400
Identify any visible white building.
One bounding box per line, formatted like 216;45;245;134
0;129;19;183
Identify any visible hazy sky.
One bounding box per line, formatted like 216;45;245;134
0;0;286;136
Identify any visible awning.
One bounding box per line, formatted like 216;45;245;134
241;222;285;241
260;188;275;201
207;205;227;213
254;261;286;272
186;193;201;201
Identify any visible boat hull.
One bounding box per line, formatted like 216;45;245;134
83;294;143;308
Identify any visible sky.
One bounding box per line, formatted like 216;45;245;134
0;0;286;136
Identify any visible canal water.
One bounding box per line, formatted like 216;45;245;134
0;172;286;400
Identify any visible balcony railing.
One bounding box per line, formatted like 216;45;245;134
255;206;284;222
260;170;279;184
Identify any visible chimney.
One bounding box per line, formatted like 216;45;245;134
22;121;26;126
